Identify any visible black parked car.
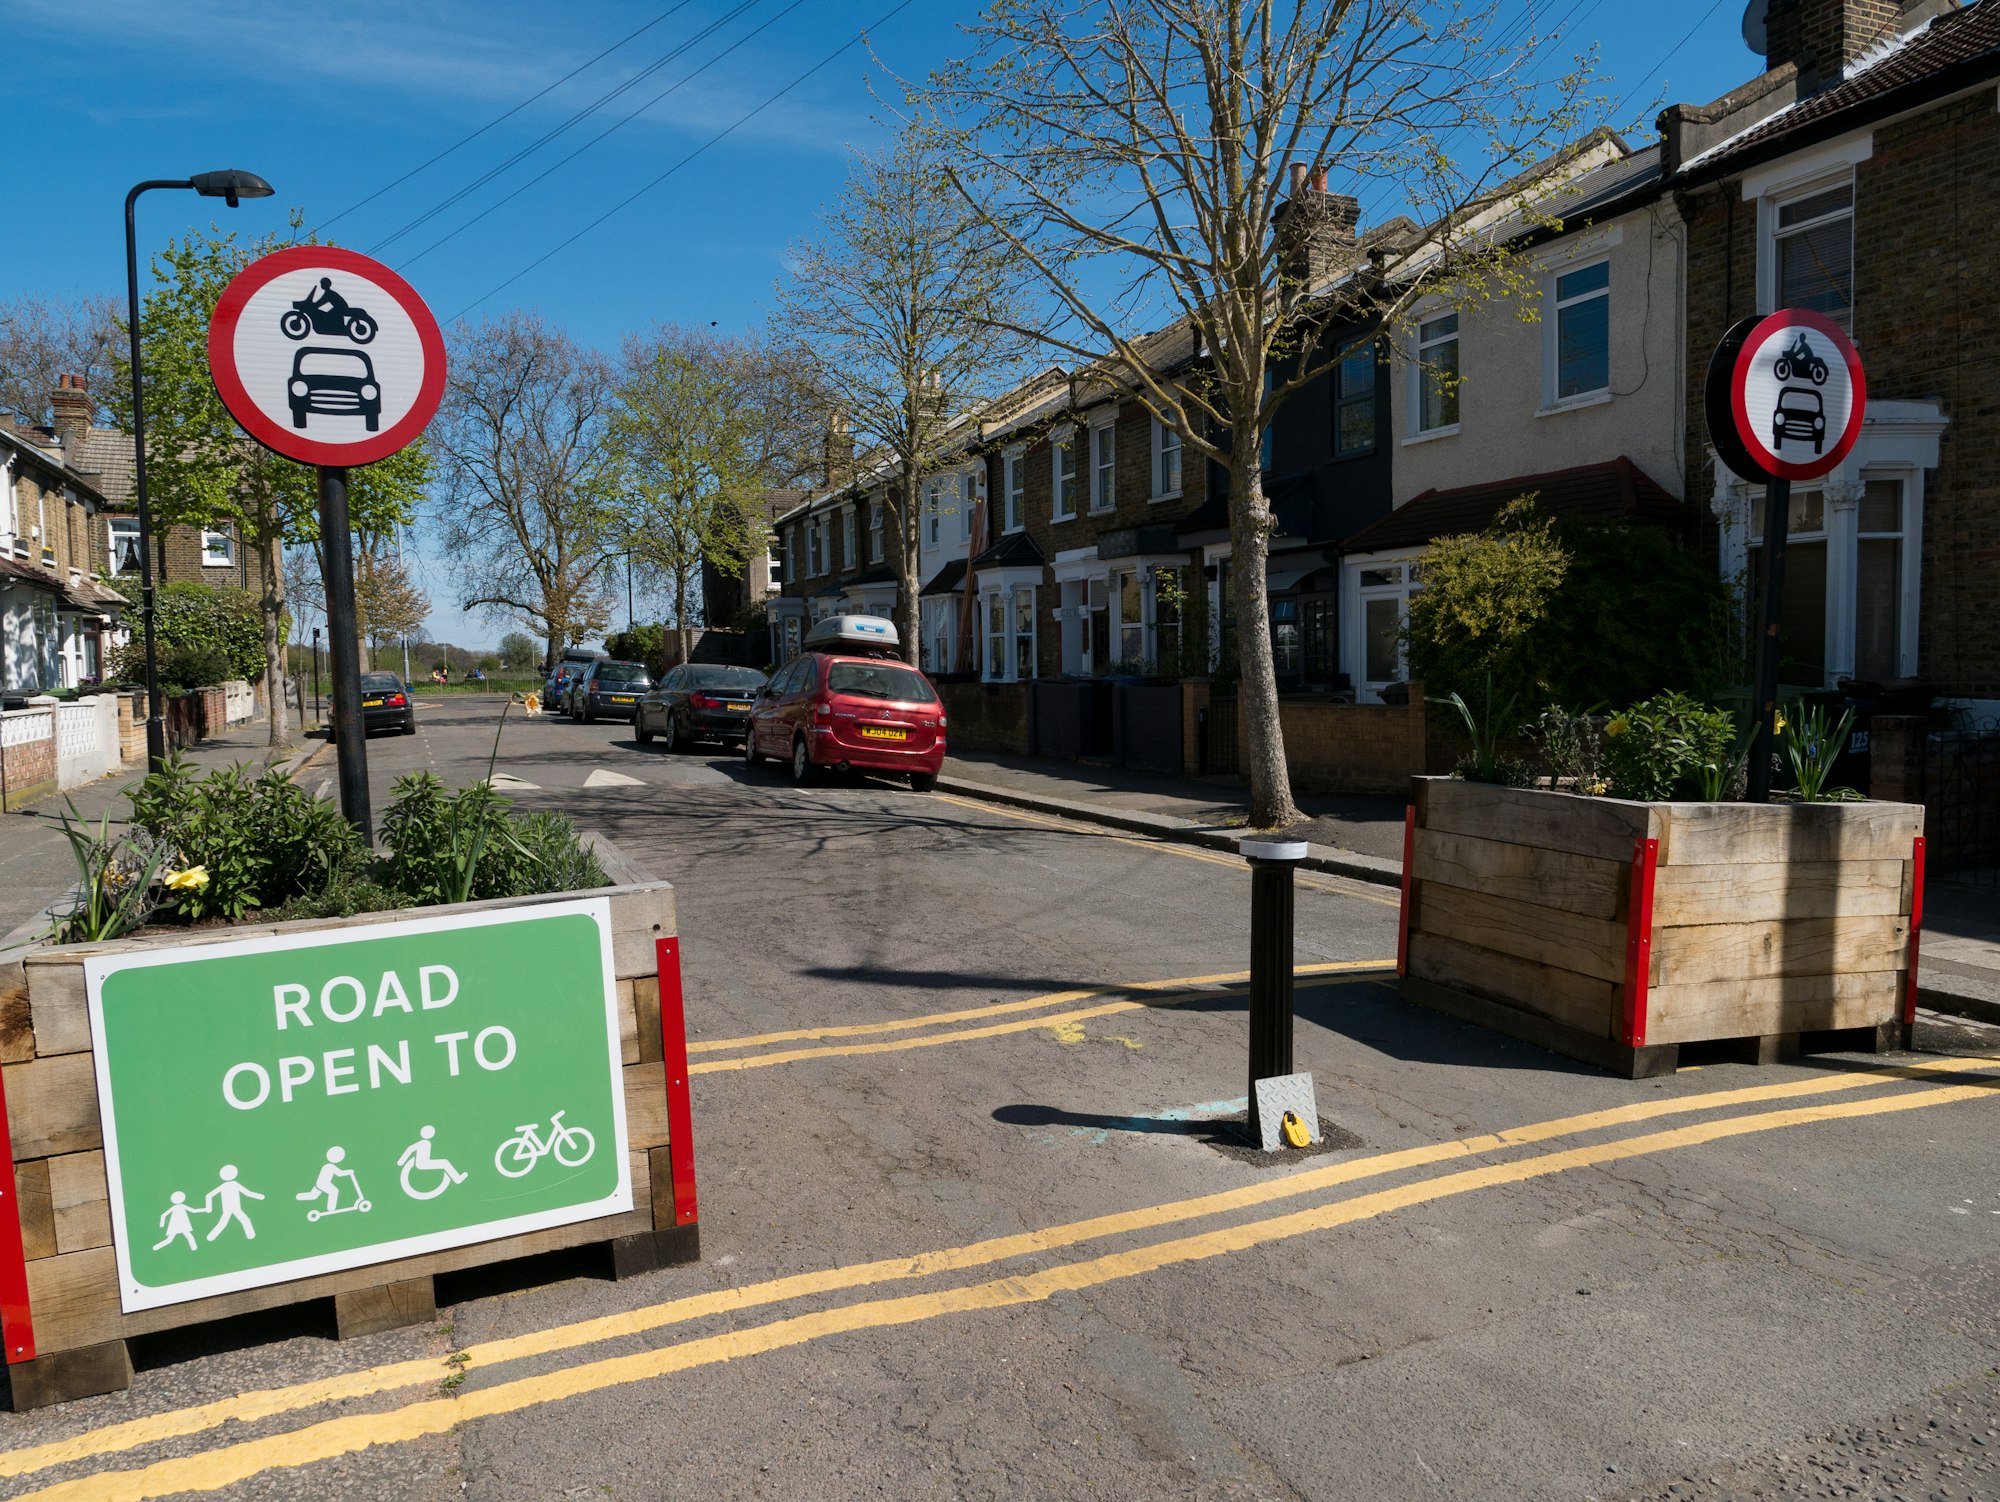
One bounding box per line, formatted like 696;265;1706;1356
329;671;415;737
636;664;767;751
566;659;652;722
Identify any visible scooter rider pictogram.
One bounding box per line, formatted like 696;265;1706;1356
281;277;378;345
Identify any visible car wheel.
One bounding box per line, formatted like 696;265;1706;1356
581;700;594;724
663;714;681;754
744;729;764;767
910;770;938;792
791;736;815;785
402;718;417;736
634;712;653;745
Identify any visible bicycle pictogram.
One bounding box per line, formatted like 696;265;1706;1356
494;1111;596;1179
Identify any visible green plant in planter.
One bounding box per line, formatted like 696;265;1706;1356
1779;699;1861;802
1444;676;1533;787
45;802;178;944
1600;691;1737;801
1524;705;1607;794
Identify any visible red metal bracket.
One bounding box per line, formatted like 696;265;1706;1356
1904;836;1926;1027
1396;805;1416;978
1622;837;1660;1049
0;1059;37;1362
654;936;698;1226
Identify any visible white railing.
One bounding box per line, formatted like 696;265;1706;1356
1;704;52;750
54;695;120;790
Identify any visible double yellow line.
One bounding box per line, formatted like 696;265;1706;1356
10;1053;2000;1500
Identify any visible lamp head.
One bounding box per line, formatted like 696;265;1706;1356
189;170;274;209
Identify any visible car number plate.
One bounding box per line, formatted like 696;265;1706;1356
860;726;908;742
725;701;751;712
363;698;383;708
611;696;635;703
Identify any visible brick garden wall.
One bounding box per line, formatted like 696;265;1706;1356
937;680;1033;755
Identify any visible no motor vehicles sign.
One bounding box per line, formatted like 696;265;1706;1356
207;244;445;468
1705;307;1866;484
85;901;632;1312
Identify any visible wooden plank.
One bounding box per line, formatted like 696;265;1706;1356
1660;800;1924;867
1398;974;1676;1079
1416;777;1656;864
648;1145;677;1232
1412;828;1627;921
23;957;88;1058
1651;859;1906;928
14;1158;54;1262
608;887;675;981
334;1276;434;1340
25;1150;652;1354
633;976;663;1065
1644;970;1901;1046
1412;882;1626;984
0;953;35;1064
1;1055;100;1159
617;979;640;1066
581;832;655;889
1652;915;1909;988
47;1151;110;1255
625;1061;668;1150
1405;931;1617;1038
7;1337;131;1410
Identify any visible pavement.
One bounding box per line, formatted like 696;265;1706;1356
7;696;2000;1500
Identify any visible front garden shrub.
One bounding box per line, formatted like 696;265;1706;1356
1601;691;1737;801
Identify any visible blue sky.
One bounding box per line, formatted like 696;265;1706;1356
2;0;1768;648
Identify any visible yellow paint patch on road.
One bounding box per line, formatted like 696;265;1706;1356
927;792;1400;908
9;1053;1997;1485
27;1070;2000;1502
689;961;1386;1055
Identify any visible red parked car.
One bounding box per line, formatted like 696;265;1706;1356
744;617;946;790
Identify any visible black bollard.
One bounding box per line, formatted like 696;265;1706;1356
1242;837;1307;1143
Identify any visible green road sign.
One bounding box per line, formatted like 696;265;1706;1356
84;898;632;1313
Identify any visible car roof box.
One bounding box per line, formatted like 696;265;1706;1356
803;614;899;653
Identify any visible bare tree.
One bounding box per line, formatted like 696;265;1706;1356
431;313;621;670
610;326;768;668
925;0;1597;825
357;546;430;671
775;128;1034;665
0;294;121;423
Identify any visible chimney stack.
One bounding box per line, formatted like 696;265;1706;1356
1760;0;1948;94
1273;162;1360;297
49;373;92;454
822;410;853;488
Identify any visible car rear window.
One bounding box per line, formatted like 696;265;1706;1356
360;674;401;691
826;662;938;704
691;668;764;690
596;662;650;685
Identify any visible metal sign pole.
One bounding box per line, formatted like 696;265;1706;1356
1746;476;1792;803
317;465;372;840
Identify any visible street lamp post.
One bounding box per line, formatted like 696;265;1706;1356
124;169;273;772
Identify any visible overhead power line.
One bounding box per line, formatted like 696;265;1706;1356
316;0;700;235
448;0;921;322
403;0;814;270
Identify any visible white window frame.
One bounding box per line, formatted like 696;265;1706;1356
108;514;141;574
979;574;1041;683
1411;312;1460;437
1764;176;1856;333
783;528;797;584
807;519;823;577
201;527;235;568
1546;256;1611;406
1150;419;1181;501
1051;426;1077;522
869;501;885;563
1003;448;1025;533
1088;410;1118;514
0;456;16;549
841;506;857;571
1748;132;1872;322
1343;554;1423;702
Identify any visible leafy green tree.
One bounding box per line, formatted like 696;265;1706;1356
1404;501;1569;714
111;218;429;748
497;631;539;672
608;327;769;669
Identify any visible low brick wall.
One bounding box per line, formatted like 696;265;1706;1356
116;692;145;765
937;680;1033;755
0;706;57;812
1233;682;1451;797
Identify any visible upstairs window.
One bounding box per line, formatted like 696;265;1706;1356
1775;181;1853;331
1552;260;1610;400
1052;430;1077;521
869;502;884;562
108;515;141;574
1152;420;1182;498
202;528;235;568
1333;345;1376;456
1415;313;1459;433
1004;452;1024;532
841;507;857;569
807;519;824;576
1089;422;1116;513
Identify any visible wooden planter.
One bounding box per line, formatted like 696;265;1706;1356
0;856;697;1409
1397;777;1926;1078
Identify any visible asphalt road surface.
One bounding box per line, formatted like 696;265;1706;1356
5;694;2000;1502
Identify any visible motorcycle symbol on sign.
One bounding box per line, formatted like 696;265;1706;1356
1773;331;1828;386
280;277;378;345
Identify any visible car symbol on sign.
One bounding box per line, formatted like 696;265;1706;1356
288;347;382;432
1771;386;1825;454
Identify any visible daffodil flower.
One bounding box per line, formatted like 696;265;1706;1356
163;866;210;893
1604;716;1629;738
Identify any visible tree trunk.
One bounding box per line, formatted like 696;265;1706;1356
261;529;290;748
677;563;693;671
894;482;921;668
1229;425;1301;830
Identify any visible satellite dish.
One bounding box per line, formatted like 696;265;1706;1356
1743;0;1768;54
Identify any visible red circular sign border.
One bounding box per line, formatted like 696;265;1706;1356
1726;307;1866;483
207;244;446;468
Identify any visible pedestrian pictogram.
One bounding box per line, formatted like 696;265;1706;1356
207;244;444;468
